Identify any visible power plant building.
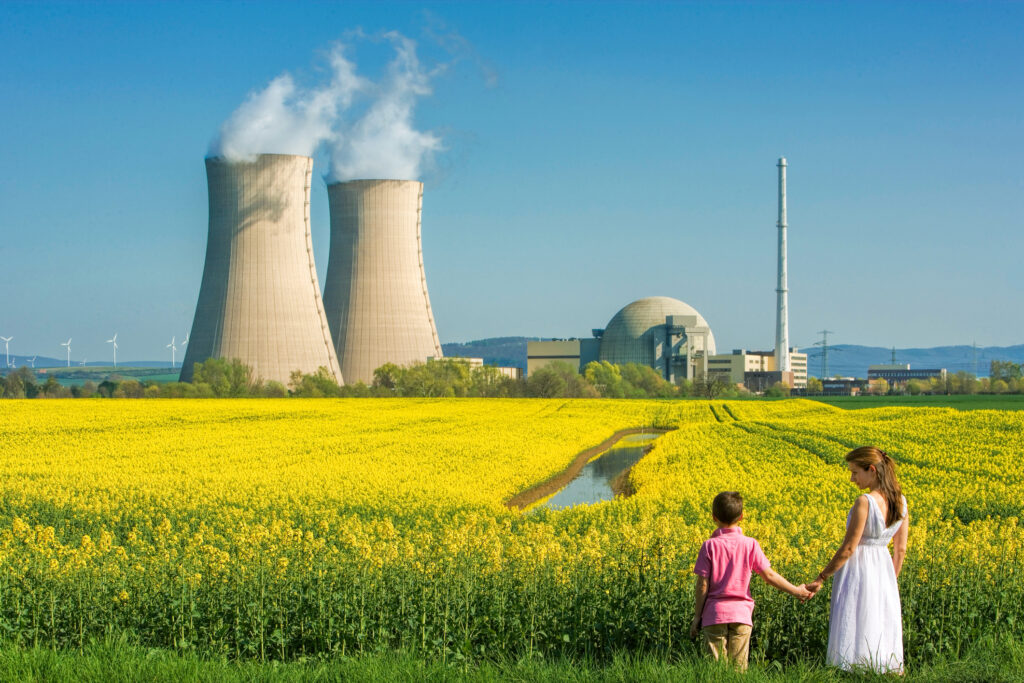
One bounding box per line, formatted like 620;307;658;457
526;338;601;377
707;349;808;389
180;154;342;385
599;297;715;382
322;180;443;385
527;296;716;382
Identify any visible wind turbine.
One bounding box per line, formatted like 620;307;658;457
61;338;72;367
107;333;118;368
28;356;36;369
167;336;177;368
80;357;87;366
0;336;11;368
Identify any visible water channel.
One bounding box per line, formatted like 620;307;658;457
534;433;661;511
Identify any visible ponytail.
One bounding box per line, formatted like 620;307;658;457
846;446;904;527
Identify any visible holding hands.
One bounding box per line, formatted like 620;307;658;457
795;577;824;602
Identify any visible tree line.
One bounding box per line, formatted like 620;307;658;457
0;358;744;400
4;357;1022;399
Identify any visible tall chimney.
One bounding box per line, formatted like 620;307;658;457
775;157;791;374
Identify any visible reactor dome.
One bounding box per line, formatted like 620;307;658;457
599;296;717;366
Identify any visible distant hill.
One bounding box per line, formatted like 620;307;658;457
441;337;541;369
802;344;1024;378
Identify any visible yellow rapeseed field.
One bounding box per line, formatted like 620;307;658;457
0;398;1019;663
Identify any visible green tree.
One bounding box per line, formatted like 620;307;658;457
697;377;729;400
806;377;824;394
469;365;505;397
2;371;25;398
193;358;261;397
372;363;402;392
289;367;343;397
991;360;1023;382
261;381;288;398
526;365;568;397
584;361;625;398
620;363;676;398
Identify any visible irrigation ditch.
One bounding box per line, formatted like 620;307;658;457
505;427;673;511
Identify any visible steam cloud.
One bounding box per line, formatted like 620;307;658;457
210;33;443;181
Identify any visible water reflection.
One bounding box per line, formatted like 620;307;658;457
538;434;659;511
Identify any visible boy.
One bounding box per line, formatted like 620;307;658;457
690;491;811;670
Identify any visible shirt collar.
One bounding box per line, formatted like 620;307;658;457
711;527;743;537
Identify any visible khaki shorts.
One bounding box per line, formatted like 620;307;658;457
702;622;752;670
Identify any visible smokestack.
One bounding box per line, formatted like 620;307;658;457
180;154;343;385
322;180;443;384
775;157;791;374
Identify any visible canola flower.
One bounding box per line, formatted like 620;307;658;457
0;398;1020;663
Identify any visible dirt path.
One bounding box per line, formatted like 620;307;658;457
505;427;672;511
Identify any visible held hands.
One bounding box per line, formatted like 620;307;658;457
793;584;814;602
801;578;824;600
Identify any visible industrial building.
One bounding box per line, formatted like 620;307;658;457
322;180;443;385
433;356;523;380
526;339;601;377
867;364;946;386
707;349;808;389
180;154;342;385
527;296;716;382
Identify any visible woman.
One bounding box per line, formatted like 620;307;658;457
806;446;909;673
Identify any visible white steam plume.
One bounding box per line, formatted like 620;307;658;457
209;33;444;180
210;46;365;161
327;33;442;182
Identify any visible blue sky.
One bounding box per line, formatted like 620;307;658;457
1;1;1022;364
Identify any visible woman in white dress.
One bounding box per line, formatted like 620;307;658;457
806;446;909;673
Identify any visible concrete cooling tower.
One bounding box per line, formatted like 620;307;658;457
322;180;443;384
180;154;342;386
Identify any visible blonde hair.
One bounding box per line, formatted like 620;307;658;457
846;446;904;527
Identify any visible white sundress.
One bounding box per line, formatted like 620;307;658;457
827;494;907;673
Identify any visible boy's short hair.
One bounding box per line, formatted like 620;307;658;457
712;491;743;524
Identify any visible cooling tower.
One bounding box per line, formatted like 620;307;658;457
180;154;342;386
322;180;443;384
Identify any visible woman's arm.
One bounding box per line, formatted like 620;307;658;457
892;508;909;578
690;575;709;638
758;567;813;600
807;496;870;593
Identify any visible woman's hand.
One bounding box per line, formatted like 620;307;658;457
690;615;701;639
805;578;823;595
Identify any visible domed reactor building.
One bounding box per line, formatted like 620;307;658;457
180;154;343;385
526;296;716;383
322;180;443;385
599;297;715;382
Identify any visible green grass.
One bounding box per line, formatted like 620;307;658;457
809;394;1024;411
1;635;1021;682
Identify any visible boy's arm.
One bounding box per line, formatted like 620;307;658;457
757;567;812;600
690;575;709;638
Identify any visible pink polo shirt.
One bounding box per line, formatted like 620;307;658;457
693;527;770;626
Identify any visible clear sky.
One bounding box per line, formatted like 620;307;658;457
1;1;1022;364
